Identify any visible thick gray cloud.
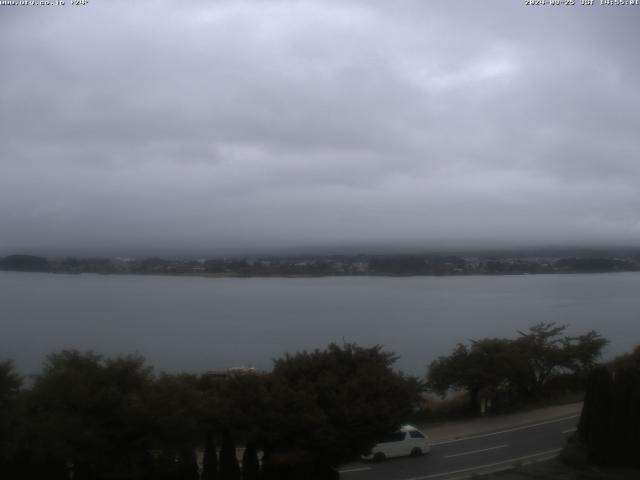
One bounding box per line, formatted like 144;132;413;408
1;0;639;255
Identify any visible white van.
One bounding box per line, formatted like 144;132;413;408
362;425;430;461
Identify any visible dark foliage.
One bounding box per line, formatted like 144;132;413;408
219;430;241;480
578;346;640;467
0;359;22;407
577;366;613;464
176;448;199;480
241;443;260;480
427;323;607;412
369;256;430;275
0;254;49;272
484;260;541;274
0;343;418;479
262;343;419;471
202;431;219;480
555;257;634;273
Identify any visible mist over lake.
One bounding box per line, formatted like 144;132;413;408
2;271;638;376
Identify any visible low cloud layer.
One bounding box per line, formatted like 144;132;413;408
2;0;639;255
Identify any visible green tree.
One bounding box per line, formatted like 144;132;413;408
212;371;271;445
514;323;568;396
562;330;609;377
0;359;21;403
577;365;613;464
260;343;418;477
0;360;24;478
27;350;157;480
219;430;241;480
609;358;640;466
0;254;49;271
577;347;640;467
242;443;260;480
514;323;608;397
427;339;523;412
201;431;219;480
175;448;199;480
149;373;202;452
428;324;608;411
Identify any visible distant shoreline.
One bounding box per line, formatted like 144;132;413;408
2;252;639;278
2;269;640;279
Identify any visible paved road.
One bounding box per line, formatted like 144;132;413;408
338;414;579;480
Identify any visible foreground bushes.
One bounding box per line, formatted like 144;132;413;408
577;346;640;467
0;344;419;480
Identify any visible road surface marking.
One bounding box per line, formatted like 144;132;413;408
562;428;577;434
431;414;580;446
401;448;562;480
443;444;508;459
338;466;372;474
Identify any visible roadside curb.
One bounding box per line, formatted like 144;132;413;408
430;413;581;447
462;453;561;480
420;402;583;445
405;449;562;480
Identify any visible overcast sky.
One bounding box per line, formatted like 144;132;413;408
1;0;639;256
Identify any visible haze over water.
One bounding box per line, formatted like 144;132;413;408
2;271;638;376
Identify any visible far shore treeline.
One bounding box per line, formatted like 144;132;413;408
1;323;631;480
2;250;640;277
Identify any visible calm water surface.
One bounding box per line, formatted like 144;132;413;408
1;271;638;375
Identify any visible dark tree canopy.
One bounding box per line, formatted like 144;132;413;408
241;443;260;480
201;431;219;480
262;343;419;471
1;343;419;480
427;323;608;412
0;254;49;272
219;430;241;480
28;351;157;478
428;338;524;410
578;346;640;467
0;360;23;475
0;359;22;405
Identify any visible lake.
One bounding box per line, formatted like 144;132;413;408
1;271;638;376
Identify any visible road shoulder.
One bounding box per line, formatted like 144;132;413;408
477;459;640;480
419;402;583;444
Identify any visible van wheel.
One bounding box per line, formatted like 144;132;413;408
410;447;422;457
373;452;386;462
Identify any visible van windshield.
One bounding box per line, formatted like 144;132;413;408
381;432;406;443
